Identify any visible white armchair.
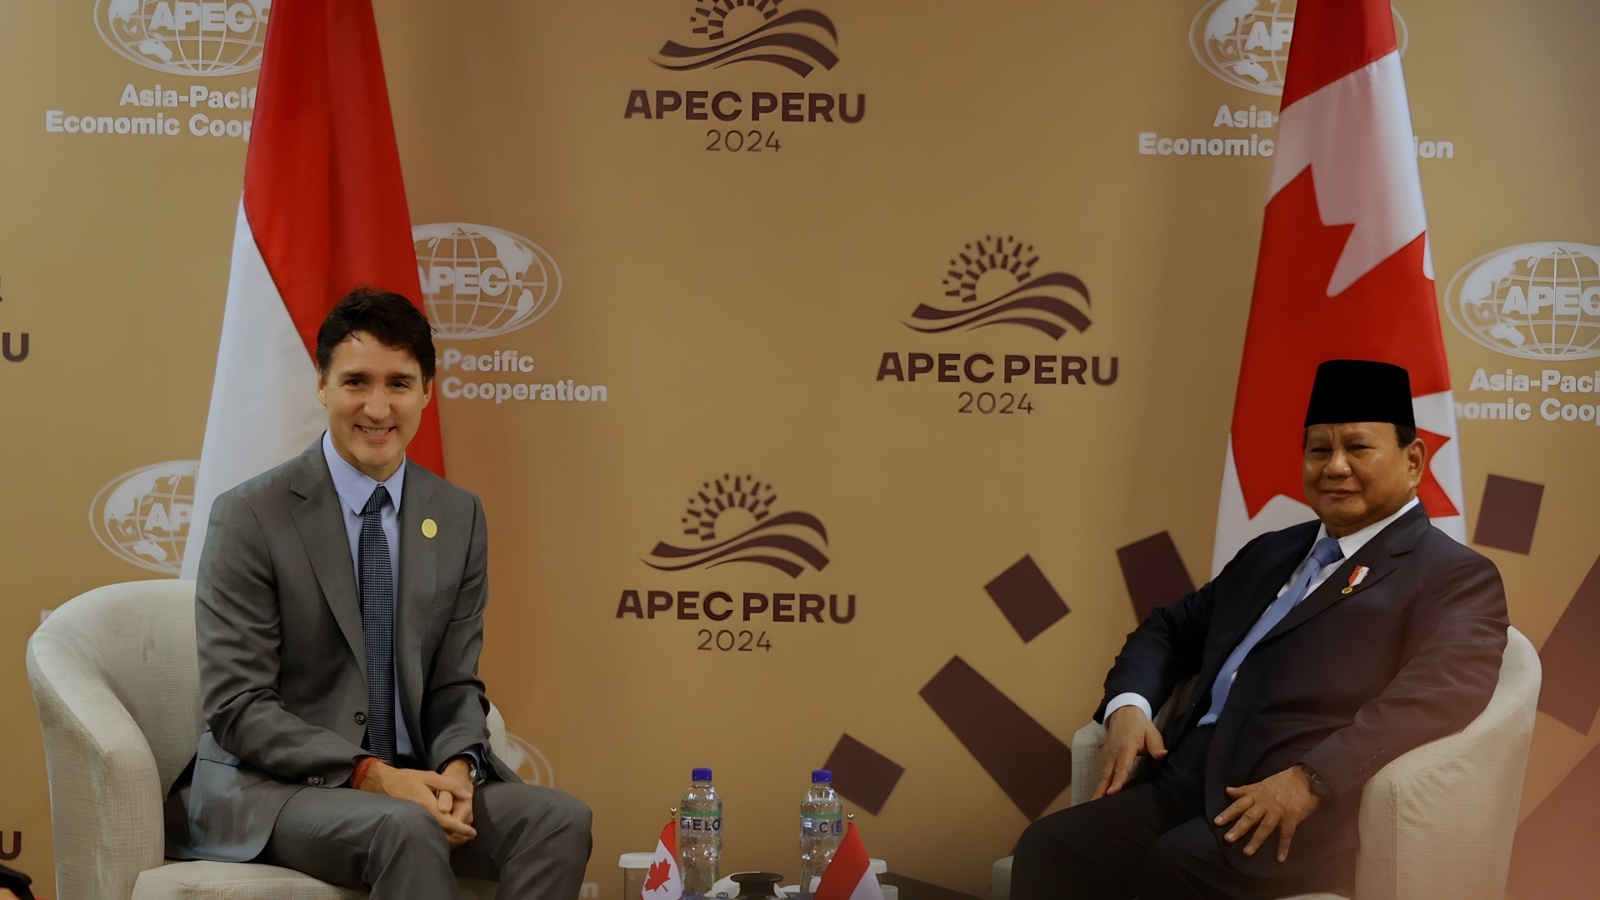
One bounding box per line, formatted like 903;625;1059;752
994;627;1540;900
26;579;506;900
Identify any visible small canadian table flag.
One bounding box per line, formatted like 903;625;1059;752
642;820;683;900
815;823;883;900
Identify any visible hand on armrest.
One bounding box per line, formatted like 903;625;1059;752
1094;705;1168;799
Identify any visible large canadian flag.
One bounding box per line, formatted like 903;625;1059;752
1212;0;1464;574
181;0;444;578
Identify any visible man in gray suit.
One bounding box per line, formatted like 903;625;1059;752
166;288;592;898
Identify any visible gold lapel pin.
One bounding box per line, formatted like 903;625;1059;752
421;518;438;539
1341;587;1353;594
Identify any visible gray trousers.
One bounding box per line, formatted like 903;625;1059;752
259;781;592;900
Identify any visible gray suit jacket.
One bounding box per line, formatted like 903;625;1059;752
165;440;519;861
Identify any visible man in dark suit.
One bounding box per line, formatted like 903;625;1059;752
165;289;592;898
1012;359;1509;899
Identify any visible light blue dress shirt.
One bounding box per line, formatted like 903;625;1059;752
321;431;415;758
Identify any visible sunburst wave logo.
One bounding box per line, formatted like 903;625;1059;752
644;474;829;578
651;0;839;78
905;235;1092;340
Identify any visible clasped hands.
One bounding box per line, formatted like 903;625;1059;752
1095;706;1321;862
358;757;478;848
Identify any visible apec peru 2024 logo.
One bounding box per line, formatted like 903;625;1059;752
617;472;856;654
875;235;1119;418
625;1;865;150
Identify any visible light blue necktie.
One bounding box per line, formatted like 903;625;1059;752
1198;536;1345;726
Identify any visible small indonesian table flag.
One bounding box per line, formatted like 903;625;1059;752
815;823;883;900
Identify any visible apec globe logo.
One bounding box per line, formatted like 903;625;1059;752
1189;0;1408;95
414;223;563;341
90;460;198;575
95;0;271;76
503;733;556;786
1445;243;1600;360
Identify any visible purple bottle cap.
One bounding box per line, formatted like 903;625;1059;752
692;768;713;781
812;769;832;783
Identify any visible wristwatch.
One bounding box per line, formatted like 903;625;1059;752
1298;763;1330;797
446;754;486;786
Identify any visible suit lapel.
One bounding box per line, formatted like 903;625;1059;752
397;460;439;746
1260;505;1429;643
288;442;366;681
1227;525;1318;648
1167;525;1316;740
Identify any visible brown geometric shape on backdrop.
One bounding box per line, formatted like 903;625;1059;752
1116;532;1196;624
1507;741;1600;897
1536;553;1600;734
1472;474;1544;554
880;873;982;900
984;555;1069;642
822;734;904;816
919;657;1072;820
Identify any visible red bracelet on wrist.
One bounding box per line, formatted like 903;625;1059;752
350;756;378;790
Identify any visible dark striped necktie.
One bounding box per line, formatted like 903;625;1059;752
359;484;396;763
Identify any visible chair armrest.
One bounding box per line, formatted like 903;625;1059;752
992;855;1014;900
1352;629;1540;900
27;633;166;900
1070;722;1108;807
485;701;510;763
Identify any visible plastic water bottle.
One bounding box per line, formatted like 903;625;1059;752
799;769;844;895
678;767;722;898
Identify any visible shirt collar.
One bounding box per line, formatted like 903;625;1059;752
1316;496;1420;562
321;430;406;517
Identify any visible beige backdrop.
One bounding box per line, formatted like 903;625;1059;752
3;1;1598;898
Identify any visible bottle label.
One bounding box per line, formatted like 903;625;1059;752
800;812;844;836
680;811;723;834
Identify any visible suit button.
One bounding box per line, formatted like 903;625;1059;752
307;775;325;786
354;711;366;725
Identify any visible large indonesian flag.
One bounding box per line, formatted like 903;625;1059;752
181;0;444;578
1212;0;1464;573
815;823;884;900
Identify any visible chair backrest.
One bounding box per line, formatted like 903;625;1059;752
30;579;204;793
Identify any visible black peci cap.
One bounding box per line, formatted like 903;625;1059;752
1303;359;1415;428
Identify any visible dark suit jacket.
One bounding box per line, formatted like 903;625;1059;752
165;440;519;861
1098;505;1508;879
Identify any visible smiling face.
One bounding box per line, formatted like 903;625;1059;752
317;331;433;482
1302;422;1426;537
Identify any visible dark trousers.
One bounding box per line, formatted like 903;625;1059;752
1012;727;1354;900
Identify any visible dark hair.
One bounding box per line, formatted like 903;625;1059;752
315;287;436;383
1302;423;1421;449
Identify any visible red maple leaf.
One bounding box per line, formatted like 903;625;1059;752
644;859;673;893
1231;166;1458;519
